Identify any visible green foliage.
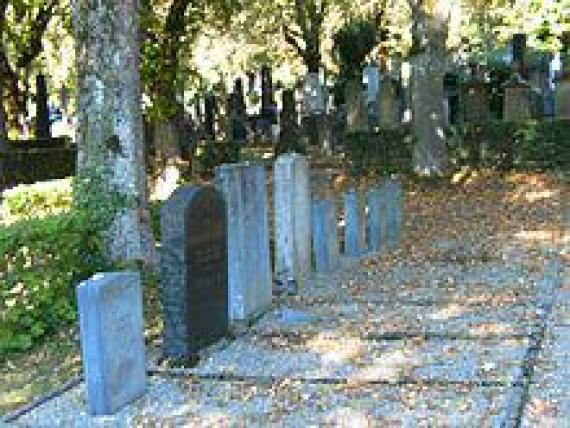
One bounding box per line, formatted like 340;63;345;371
1;179;73;224
343;127;415;177
333;18;376;80
447;119;570;171
192;139;239;176
0;211;113;355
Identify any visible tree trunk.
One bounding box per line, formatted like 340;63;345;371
411;53;448;175
409;0;449;175
73;0;156;265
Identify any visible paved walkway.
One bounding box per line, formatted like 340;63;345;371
9;177;569;427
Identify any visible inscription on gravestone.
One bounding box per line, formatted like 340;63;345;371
161;186;228;358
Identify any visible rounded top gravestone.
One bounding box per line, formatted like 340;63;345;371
160;186;228;359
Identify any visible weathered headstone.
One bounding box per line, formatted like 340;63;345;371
503;83;531;122
216;163;272;322
204;93;216;139
461;82;489;123
346;79;367;132
444;73;460;125
312;199;340;273
379;75;400;127
344;188;366;256
364;63;380;126
76;272;146;415
261;66;276;124
554;80;570;119
160;186;228;358
385;179;404;248
512;33;527;79
367;185;388;252
35;74;50;139
274;153;311;290
303;73;325;115
279;89;300;152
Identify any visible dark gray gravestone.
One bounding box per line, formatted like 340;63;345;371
160;186;228;358
35;74;50;139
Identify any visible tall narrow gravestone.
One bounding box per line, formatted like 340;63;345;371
368;185;388;252
312;199;340;273
77;272;146;415
274;153;312;291
344;188;366;256
160;186;228;358
216;163;272;322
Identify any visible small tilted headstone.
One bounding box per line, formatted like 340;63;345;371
76;272;146;415
160;186;228;358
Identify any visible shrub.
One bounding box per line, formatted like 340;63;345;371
343;127;415;177
1;178;73;224
0;211;112;355
447;119;570;171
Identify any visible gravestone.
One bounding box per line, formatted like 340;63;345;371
554;80;570;119
346;79;367;132
503;83;531;121
261;66;276;124
76;272;146;415
379;75;400;127
385;179;404;248
367;185;388;252
35;74;50;139
303;73;325;115
364;63;380;126
204;93;216;139
274;153;311;291
512;33;527;79
461;82;489;123
312;199;340;273
160;186;228;358
279;89;300;153
344;188;366;256
216;162;272;322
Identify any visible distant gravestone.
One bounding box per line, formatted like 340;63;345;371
367;185;388;252
312;199;340;273
379;76;400;127
346;79;367;132
216;162;272;322
77;272;146;415
35;74;50;139
274;153;312;290
503;83;531;122
204;93;216;139
344;188;366;256
554;80;570;119
160;186;228;358
461;82;489;123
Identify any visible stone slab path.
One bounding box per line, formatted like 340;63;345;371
7;174;569;427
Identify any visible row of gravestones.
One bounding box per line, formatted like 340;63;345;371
74;153;404;416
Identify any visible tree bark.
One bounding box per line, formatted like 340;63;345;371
73;0;156;265
409;0;449;175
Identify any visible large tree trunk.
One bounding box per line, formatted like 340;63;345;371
410;0;449;175
73;0;156;265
